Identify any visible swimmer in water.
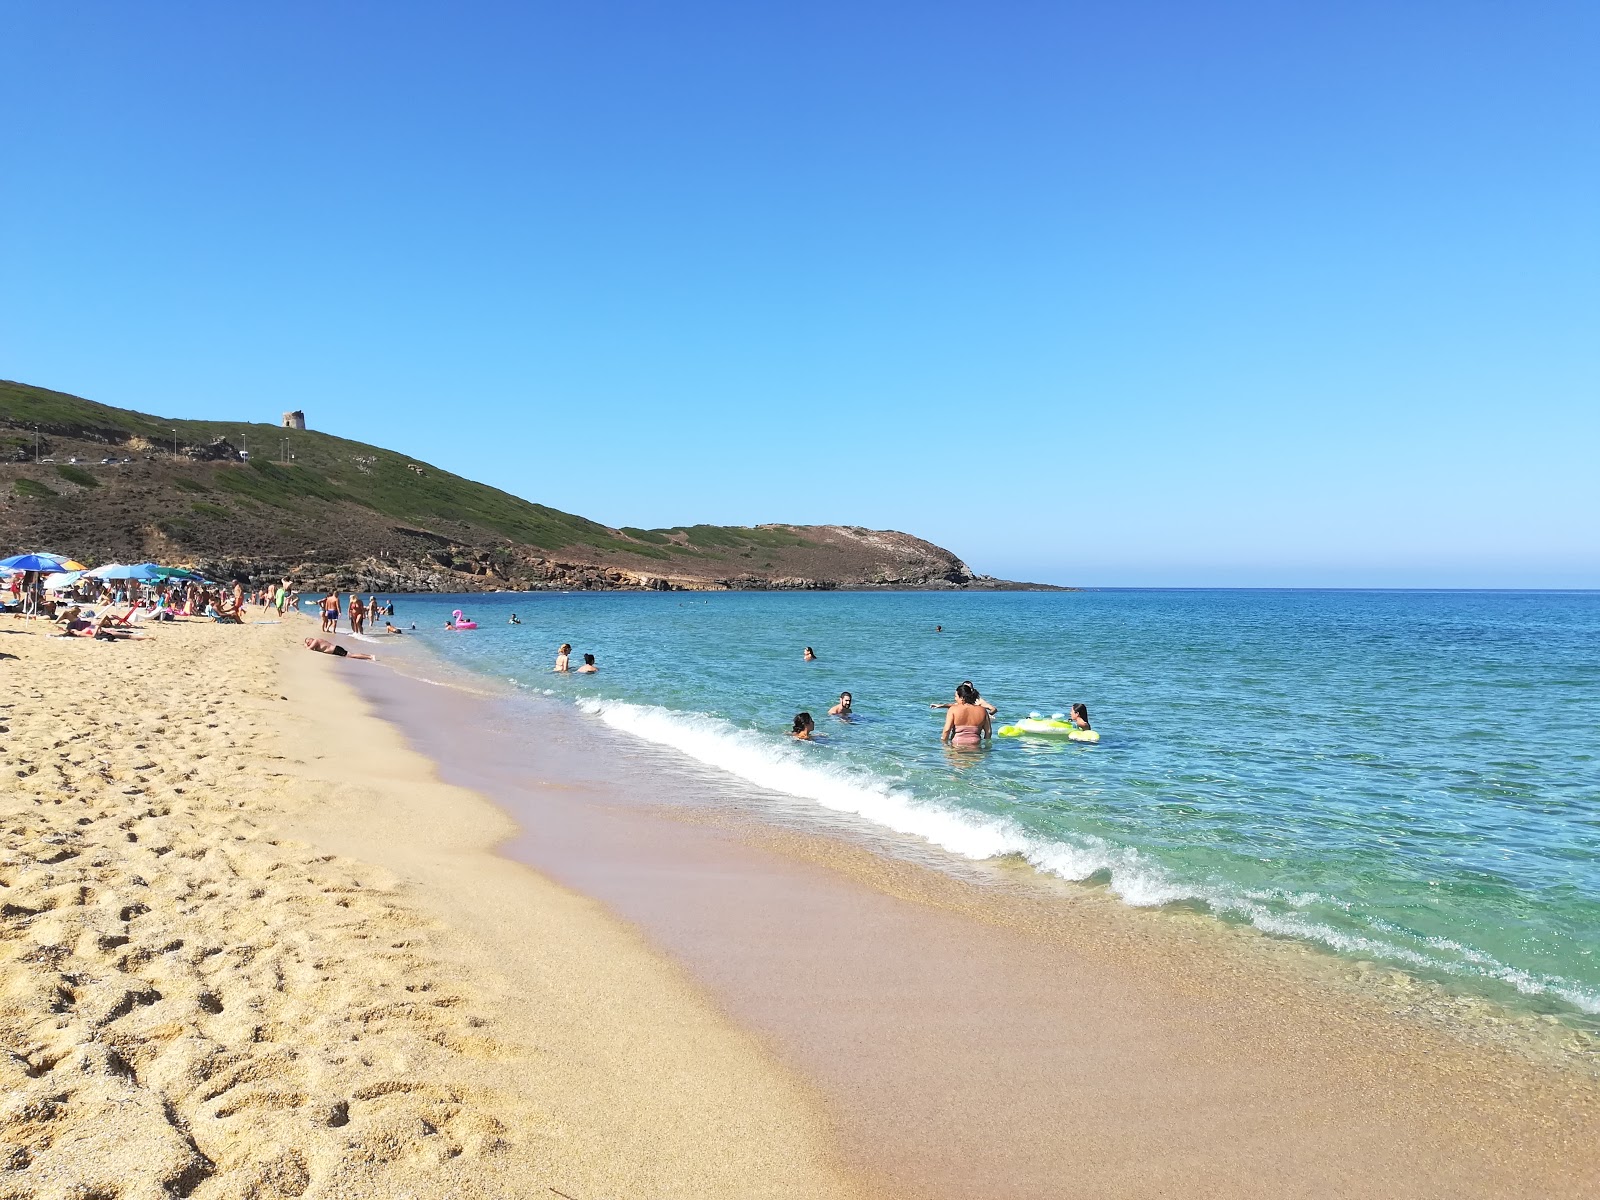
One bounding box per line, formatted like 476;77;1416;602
577;653;598;673
384;622;402;635
554;643;572;672
935;625;942;632
941;682;991;748
509;613;522;625
803;646;817;662
931;681;998;717
828;691;853;717
791;712;816;740
1069;703;1091;731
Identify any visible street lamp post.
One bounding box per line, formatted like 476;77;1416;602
171;429;178;459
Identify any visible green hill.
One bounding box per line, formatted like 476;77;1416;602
0;380;1007;592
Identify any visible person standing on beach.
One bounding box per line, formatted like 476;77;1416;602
349;593;366;635
321;592;340;633
554;643;572;672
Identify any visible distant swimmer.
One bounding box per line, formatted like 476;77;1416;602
1069;703;1091;731
304;636;374;661
935;625;942;632
829;691;853;717
509;613;522;625
931;681;998;717
577;653;599;673
941;682;991;749
554;643;572;672
804;646;818;662
791;712;816;740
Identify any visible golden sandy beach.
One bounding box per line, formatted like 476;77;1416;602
3;609;1598;1200
0;613;855;1200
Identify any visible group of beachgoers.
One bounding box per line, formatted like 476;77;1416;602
790;640;1090;748
1;566;309;643
552;642;599;673
316;592;398;636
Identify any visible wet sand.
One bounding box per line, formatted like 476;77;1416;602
352;656;1600;1200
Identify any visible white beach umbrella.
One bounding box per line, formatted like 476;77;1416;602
43;570;87;591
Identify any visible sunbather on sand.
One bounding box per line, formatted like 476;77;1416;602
304;636;375;660
62;613;147;641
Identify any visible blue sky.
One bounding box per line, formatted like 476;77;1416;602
3;2;1596;586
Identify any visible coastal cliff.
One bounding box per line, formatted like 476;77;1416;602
0;380;1042;592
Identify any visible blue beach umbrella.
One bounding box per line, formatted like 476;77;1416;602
0;552;77;572
86;562;165;580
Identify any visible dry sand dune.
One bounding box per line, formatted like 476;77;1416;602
0;615;855;1200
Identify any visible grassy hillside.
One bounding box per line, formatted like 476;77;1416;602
0;380;1001;591
0;378;629;553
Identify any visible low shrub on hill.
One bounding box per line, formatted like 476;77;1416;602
55;464;99;488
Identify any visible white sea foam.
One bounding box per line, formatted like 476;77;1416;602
573;695;1600;1016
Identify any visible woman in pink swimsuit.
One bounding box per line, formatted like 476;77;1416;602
941;682;991;749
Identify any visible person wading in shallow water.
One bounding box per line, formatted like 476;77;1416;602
577;653;599;673
941;682;992;749
829;692;854;718
554;643;572;672
931;681;997;718
791;712;816;740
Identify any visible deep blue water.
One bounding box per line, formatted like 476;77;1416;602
357;589;1600;1020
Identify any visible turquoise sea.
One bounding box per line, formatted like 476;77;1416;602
371;589;1600;1023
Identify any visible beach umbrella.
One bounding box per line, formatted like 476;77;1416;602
43;570;87;591
151;566;206;582
86;562;164;580
0;552;78;572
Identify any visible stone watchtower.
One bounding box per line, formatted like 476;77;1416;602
281;410;306;430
